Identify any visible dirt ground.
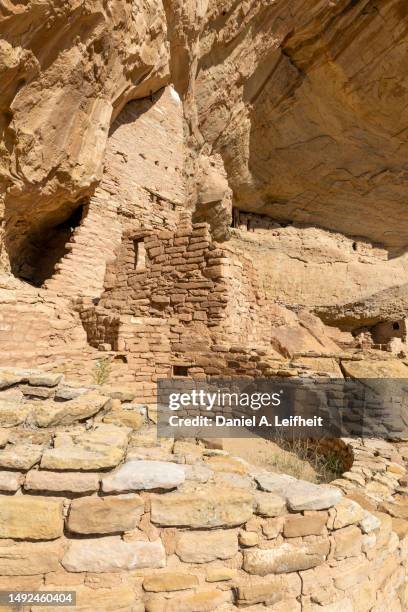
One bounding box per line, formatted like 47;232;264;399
222;435;320;482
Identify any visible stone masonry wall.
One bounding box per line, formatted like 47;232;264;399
0;368;407;611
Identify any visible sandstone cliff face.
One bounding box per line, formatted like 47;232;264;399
190;0;408;251
0;2;407;357
0;0;169;274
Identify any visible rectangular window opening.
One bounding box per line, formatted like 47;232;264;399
173;365;190;377
134;238;146;271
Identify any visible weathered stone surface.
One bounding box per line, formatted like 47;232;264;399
62;537;166;572
25;470;100;494
143;573;199;592
0;399;29;427
102;460;185;492
341;360;408;379
332;525;363;559
283;512;327;538
68;494;144;534
0;471;23;492
151;484;253;528
328;499;365;530
359;511;381;534
239;531;259;547
0;369;28;389
41;447;123;471
176;530;238;563
34;392;109;427
99;386;137;402
0;540;65;575
0;430;8;448
204;455;247;474
205;568;237;582
379;500;408;519
243;544;324;575
0;496;63;540
0;444;43;470
254;491;286;517
37;585;138;612
27;372;64;387
255;473;342;511
154;590;230;612
54;386;90;401
263;517;284;540
236;575;298;606
103;409;144;430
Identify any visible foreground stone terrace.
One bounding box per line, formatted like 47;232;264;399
0;368;406;610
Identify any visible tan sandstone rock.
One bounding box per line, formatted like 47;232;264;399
67;494;144;534
0;444;43;470
243;543;325;575
176;530;238;563
25;470;100;494
150;484;253;528
62;537;166;572
0;496;63;540
0;540;65;575
33;391;109;426
143;573;199;592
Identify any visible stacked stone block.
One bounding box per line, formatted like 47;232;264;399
0;368;406;610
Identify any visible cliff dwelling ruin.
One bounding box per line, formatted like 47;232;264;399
1;2;408;609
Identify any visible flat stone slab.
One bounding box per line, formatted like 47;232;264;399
0;540;64;575
0;444;43;470
176;529;238;563
102;460;185;492
0;399;30;427
255;472;342;511
54;386;91;401
41;447;124;471
33;392;109;427
243;543;325;575
151;484;253;528
0;369;64;389
61;536;166;572
0;471;23;492
0;496;63;540
25;470;100;494
67;494;144;534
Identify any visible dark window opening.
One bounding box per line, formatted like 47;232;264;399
9;203;85;287
173;365;189;377
352;242;358;251
393;322;400;330
133;238;146;271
